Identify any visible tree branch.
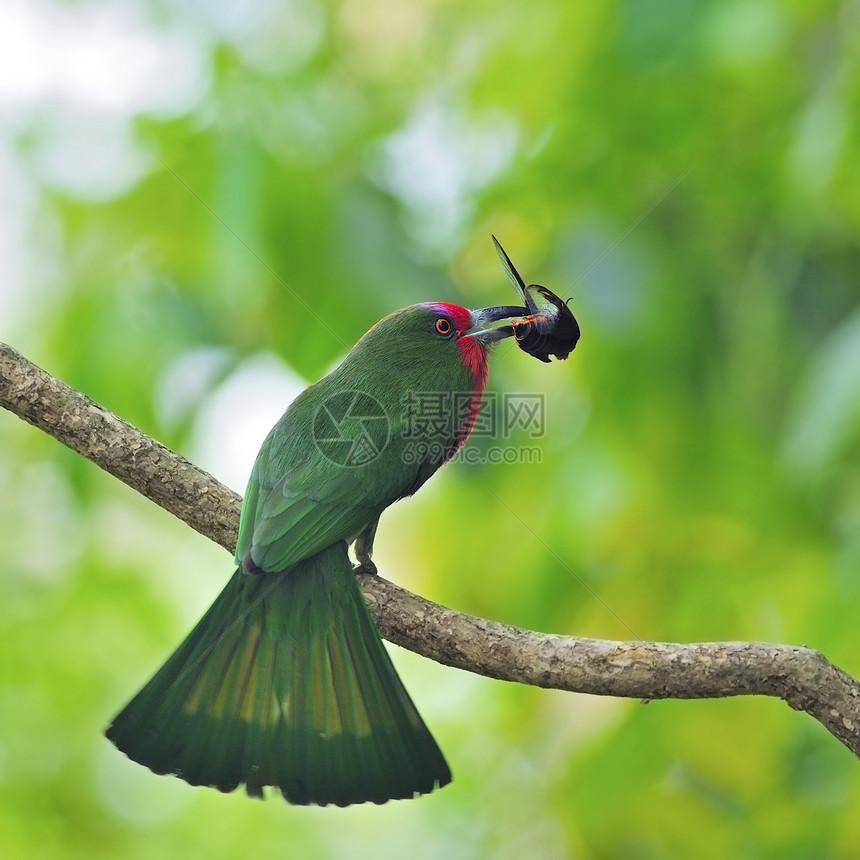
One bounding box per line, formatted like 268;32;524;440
3;340;859;759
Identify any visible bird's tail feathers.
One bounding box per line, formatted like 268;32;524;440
105;543;451;806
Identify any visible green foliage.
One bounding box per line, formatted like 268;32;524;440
2;0;859;856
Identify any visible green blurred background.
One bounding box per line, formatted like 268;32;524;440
2;0;860;857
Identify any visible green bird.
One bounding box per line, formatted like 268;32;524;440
106;299;528;806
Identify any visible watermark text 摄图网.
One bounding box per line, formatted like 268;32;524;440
401;392;545;440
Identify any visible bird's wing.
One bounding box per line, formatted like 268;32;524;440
232;379;430;575
239;459;394;574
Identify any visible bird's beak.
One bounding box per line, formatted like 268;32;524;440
462;305;528;344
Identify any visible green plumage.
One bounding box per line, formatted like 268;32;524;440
106;304;484;805
106;544;447;805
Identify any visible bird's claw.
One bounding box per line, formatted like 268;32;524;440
353;559;378;576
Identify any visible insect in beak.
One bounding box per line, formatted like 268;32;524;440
492;236;581;363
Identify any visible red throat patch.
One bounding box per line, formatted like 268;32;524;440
428;302;489;458
429;302;489;391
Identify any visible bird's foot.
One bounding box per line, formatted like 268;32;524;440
353;520;378;575
353;554;378;576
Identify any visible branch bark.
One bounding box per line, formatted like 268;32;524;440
2;340;859;759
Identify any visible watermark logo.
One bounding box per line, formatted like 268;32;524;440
400;392;546;465
312;390;546;468
312;390;390;467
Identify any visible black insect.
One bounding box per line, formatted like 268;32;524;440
492;236;581;363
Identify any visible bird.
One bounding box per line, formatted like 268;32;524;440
105;299;529;807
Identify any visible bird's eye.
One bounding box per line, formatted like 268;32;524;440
434;317;453;336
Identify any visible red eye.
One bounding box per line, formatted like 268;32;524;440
435;318;453;336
